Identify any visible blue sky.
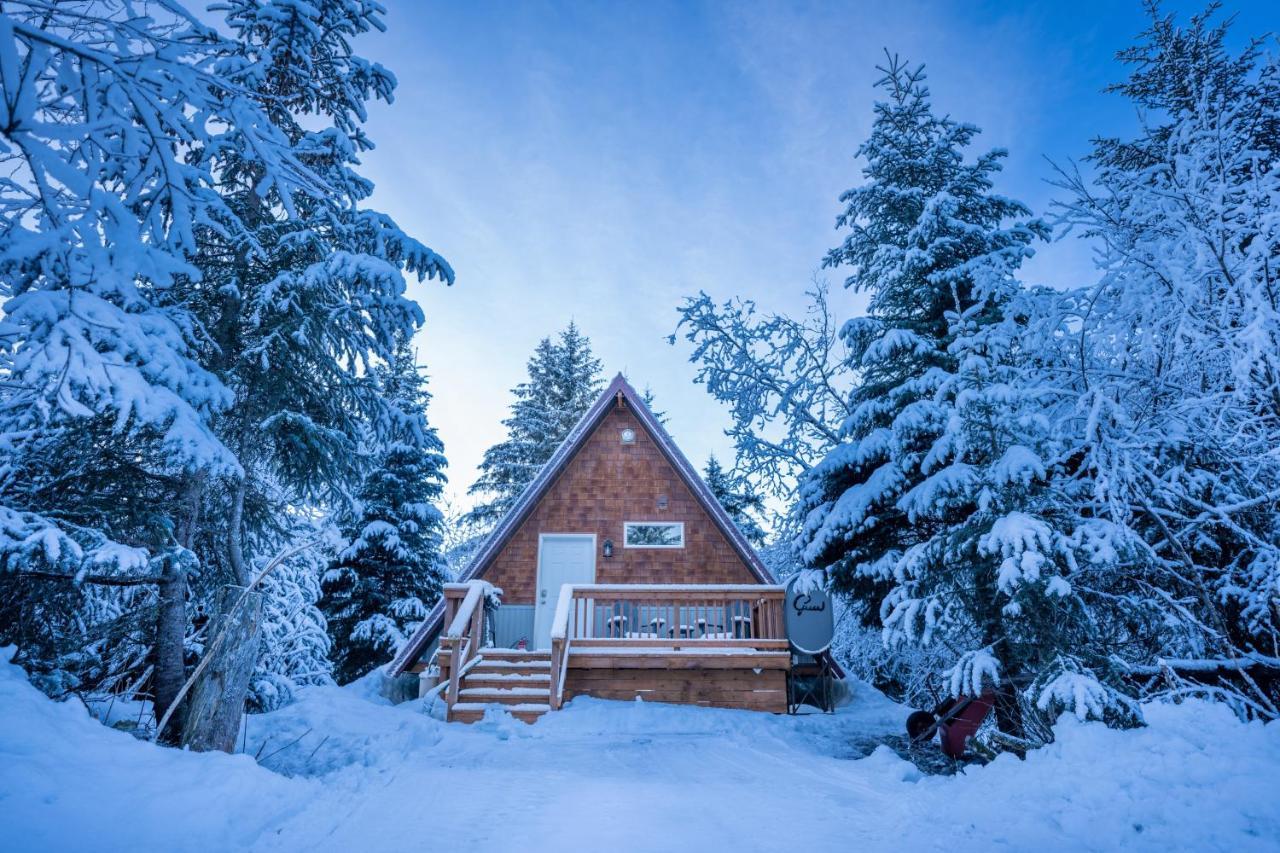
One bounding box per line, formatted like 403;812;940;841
355;0;1275;507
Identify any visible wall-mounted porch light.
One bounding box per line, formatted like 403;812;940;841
603;539;614;558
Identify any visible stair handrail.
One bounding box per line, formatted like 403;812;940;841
445;581;487;639
442;580;497;712
446;636;469;708
548;583;575;710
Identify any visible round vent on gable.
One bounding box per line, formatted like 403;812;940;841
620;428;637;445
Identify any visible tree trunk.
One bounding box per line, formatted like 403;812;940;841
176;473;205;550
992;681;1027;757
181;584;264;753
152;557;188;744
227;477;249;587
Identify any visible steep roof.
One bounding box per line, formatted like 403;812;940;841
388;373;775;676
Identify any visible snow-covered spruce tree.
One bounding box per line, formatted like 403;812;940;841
883;281;1146;732
0;418;192;700
1044;5;1280;719
467;323;603;525
197;0;450;577
704;455;768;546
0;0;451;720
322;341;449;683
0;0;325;719
0;432;188;713
795;55;1056;727
182;0;452;704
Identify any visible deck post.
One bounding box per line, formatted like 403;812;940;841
549;635;563;710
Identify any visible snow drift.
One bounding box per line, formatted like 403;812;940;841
1;647;1277;852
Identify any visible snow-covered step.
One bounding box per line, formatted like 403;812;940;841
479;647;550;660
474;657;551;667
459;686;550;696
469;659;552;675
463;673;551;689
451;701;551;712
449;702;550;724
457;687;551;704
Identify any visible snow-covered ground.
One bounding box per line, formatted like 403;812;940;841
2;647;1277;853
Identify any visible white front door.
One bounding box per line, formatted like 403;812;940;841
533;534;596;650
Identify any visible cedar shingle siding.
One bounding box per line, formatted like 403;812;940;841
486;405;757;604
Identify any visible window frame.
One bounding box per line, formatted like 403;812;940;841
622;521;686;549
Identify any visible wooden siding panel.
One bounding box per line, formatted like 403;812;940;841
563;667;788;713
485;405;758;604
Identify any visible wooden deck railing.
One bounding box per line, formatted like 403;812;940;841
438;581;497;710
548;584;787;709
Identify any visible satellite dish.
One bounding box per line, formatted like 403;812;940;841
784;573;835;655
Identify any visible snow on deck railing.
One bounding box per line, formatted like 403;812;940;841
549;584;578;710
551;584;575;642
555;583;788;643
445;580;493;639
561;583;784;594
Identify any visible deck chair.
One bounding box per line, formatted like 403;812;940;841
606;602;637;638
724;601;753;639
608;602;665;638
635;604;667;638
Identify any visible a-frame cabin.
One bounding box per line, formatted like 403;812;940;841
389;374;792;722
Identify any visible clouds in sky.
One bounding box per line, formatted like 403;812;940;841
354;0;1273;505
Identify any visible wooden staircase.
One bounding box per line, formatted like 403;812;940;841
448;648;552;723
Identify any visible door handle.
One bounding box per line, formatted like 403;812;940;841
540;589;548;603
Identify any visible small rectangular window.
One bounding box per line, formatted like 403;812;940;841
623;522;685;549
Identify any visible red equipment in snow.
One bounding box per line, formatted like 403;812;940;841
906;692;996;759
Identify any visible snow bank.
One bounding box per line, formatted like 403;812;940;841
242;682;445;777
2;647;1277;852
0;647;314;852
897;701;1280;850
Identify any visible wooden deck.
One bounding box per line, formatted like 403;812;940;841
429;582;792;722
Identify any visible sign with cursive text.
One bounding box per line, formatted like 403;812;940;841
783;573;835;655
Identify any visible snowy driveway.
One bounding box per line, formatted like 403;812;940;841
3;652;1278;852
252;693;910;853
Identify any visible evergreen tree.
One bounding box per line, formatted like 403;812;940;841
0;0;450;720
323;341;449;683
252;516;336;710
796;56;1057;733
0;0;329;721
798;54;1048;621
0;418;181;700
675;6;1279;728
189;0;451;703
880;281;1146;732
467;323;603;525
198;0;449;580
639;385;669;426
703;455;768;546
